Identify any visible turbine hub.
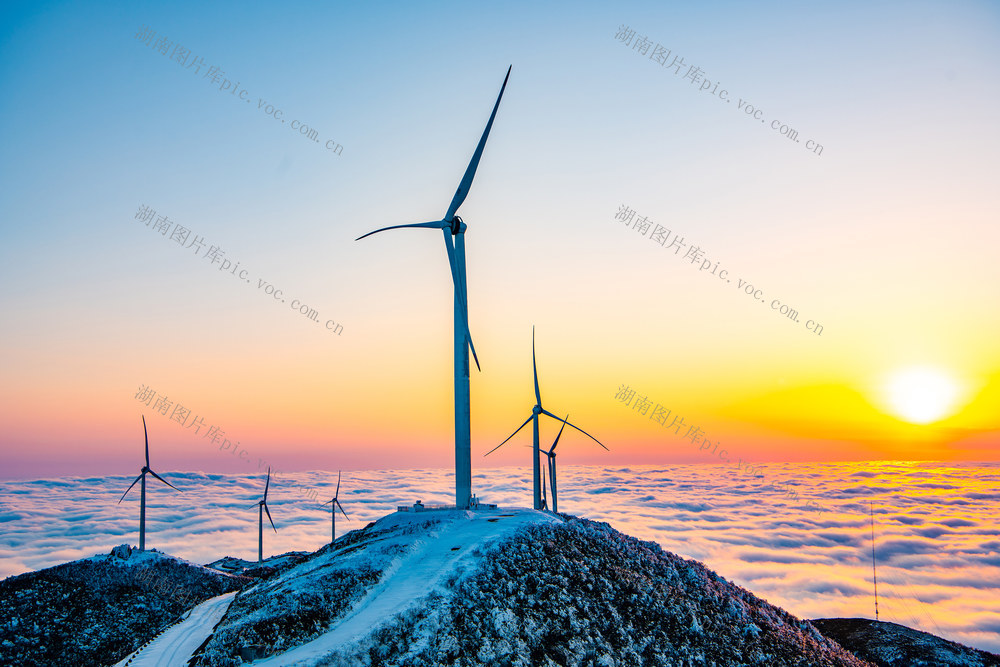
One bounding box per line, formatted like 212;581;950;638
532;405;542;415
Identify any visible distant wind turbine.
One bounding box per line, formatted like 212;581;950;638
321;470;350;545
118;415;179;551
253;467;276;563
542;417;568;513
356;66;512;509
486;327;608;509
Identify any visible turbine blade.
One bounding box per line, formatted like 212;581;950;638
142;415;149;468
250;502;260;510
336;470;342;497
118;474;143;503
148;469;179;491
321;499;333;506
336;499;350;520
467;330;481;372
541;409;609;450
484;414;533;456
355;220;447;242
444;65;511;221
264;503;276;532
264;467;271;500
532;326;541;406
551;415;568;452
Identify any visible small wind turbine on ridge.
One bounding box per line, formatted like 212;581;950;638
486;327;608;510
252;467;276;563
321;470;350;545
542;417;568;513
118;415;180;551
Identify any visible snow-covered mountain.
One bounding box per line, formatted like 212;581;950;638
0;546;241;666
811;618;1000;667
3;507;998;666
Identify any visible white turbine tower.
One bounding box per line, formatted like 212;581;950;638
321;470;350;545
118;415;179;551
252;467;276;563
486;328;608;509
357;66;511;509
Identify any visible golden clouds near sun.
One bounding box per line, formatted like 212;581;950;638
883;366;963;424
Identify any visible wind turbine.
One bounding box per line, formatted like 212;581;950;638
356;66;511;509
253;467;276;563
542;417;568;513
486;328;608;509
321;470;350;545
118;415;179;551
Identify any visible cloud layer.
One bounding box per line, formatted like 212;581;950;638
1;461;997;653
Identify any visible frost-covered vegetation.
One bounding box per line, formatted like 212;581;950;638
0;550;240;667
315;517;872;667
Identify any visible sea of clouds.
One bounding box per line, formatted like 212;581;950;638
1;461;998;653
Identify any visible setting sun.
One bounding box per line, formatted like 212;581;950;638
884;366;962;424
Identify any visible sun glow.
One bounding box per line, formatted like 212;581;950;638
884;366;962;424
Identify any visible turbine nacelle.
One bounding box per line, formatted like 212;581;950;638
532;405;542;415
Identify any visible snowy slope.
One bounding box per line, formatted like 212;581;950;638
113;591;236;667
254;508;560;666
812;618;1000;667
0;546;242;667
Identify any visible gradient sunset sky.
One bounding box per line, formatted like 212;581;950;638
1;0;998;480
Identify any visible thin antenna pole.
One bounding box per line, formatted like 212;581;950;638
870;501;879;622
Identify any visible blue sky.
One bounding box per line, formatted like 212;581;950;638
1;0;998;478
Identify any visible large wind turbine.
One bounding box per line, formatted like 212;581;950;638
253;467;276;563
357;66;511;509
542;417;568;513
118;415;179;551
486;328;608;509
321;470;350;545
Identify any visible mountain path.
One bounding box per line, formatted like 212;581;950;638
112;591;236;667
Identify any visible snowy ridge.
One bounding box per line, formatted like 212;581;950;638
812;618;1000;667
0;546;241;666
253;508;560;665
259;512;874;666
